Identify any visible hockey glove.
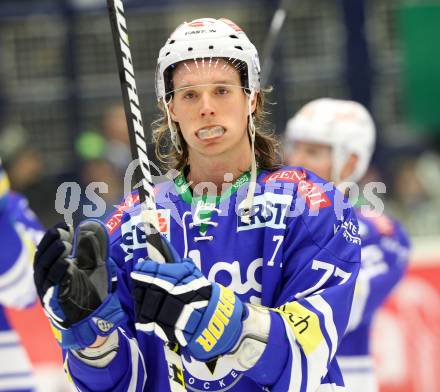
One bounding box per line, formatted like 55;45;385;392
33;220;125;349
131;236;247;361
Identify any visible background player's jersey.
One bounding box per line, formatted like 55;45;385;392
336;209;410;392
0;166;45;391
66;167;361;392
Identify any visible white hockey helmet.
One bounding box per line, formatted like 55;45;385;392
155;18;261;223
285;98;376;183
155;17;261;101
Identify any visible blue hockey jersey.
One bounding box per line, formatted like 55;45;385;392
0;166;44;391
336;209;410;392
65;167;361;392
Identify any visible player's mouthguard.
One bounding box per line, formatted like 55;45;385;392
197;126;225;140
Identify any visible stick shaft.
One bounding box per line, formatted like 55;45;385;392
106;2;186;390
107;0;165;261
260;0;291;87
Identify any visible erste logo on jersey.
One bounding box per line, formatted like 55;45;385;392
157;209;170;238
237;193;292;231
120;209;171;262
263;169;332;210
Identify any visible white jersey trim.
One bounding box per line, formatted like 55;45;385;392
317;383;346;392
0;374;35;390
0;331;19;344
0;244;36;308
306;295;338;359
120;328;147;392
336;355;374;370
280;316;303;392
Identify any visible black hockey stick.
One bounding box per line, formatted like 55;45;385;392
260;0;292;87
106;1;186;390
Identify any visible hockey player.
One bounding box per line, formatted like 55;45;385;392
0;160;44;391
284;98;410;392
34;19;362;391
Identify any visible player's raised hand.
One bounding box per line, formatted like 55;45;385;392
33;220;125;349
130;236;246;361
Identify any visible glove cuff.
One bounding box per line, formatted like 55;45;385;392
224;303;270;371
72;330;119;368
52;291;126;349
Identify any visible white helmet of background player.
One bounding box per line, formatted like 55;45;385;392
285;98;376;184
155;17;261;222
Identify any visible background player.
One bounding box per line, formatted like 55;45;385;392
285;98;410;392
0;160;44;391
33;18;361;391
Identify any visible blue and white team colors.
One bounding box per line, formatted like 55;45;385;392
65;167;361;391
0;164;44;391
337;210;410;392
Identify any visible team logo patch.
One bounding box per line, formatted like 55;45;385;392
263;170;332;210
120;209;171;262
183;356;243;392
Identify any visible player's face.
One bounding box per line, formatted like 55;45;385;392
286;141;332;181
168;59;256;160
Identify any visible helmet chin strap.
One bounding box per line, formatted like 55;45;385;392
241;91;257;224
163;97;183;154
